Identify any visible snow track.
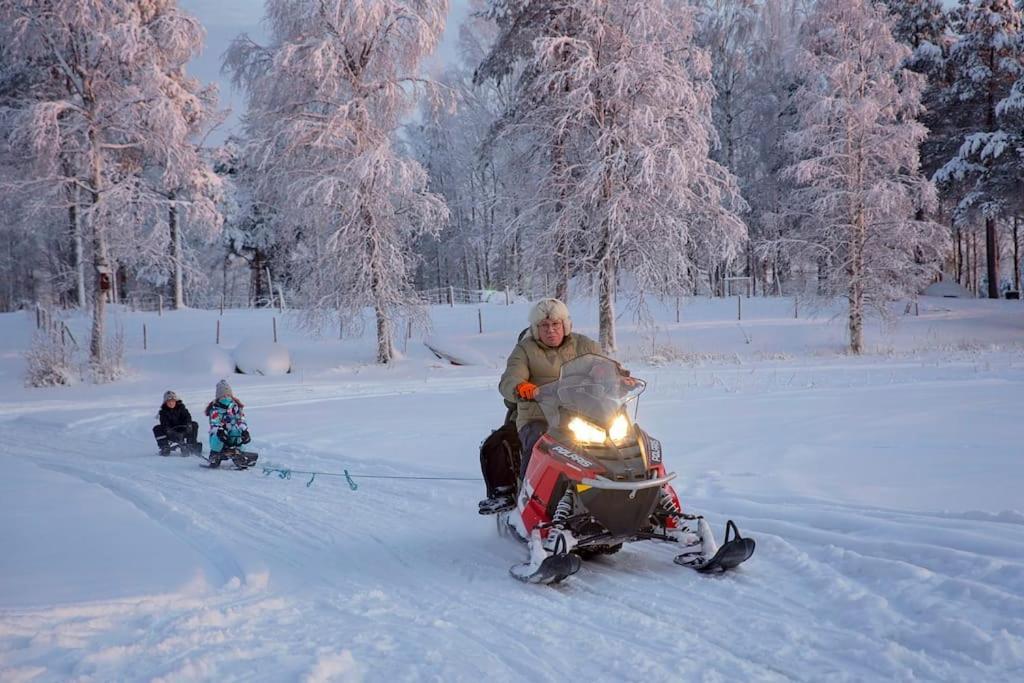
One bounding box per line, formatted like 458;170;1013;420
2;354;1023;681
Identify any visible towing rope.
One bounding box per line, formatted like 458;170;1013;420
260;465;482;490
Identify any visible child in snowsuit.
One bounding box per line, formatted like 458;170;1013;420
153;390;200;455
205;379;250;454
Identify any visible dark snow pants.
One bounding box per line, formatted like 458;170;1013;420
518;420;548;479
153;422;199;451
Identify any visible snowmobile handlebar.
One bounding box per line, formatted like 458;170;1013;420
579;472;676;491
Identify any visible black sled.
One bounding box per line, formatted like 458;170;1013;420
199;447;259;470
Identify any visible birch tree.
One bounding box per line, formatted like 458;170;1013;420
782;0;944;353
226;0;450;364
0;0;220;372
482;0;745;352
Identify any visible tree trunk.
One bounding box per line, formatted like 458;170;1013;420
170;191;185;309
1013;216;1020;294
955;224;963;285
598;251;616;354
88;127;107;367
69;185;87;308
985;216;999;298
848;207;866;354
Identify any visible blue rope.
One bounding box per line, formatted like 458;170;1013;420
260;465;481;490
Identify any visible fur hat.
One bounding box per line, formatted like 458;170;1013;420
215;379;233;400
529;298;572;339
163;390;178;403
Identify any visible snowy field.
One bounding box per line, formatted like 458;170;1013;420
1;296;1022;682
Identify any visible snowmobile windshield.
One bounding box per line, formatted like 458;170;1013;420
536;354;646;429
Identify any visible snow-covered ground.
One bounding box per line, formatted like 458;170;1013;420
1;296;1022;681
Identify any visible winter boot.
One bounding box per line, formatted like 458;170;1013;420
478;485;516;515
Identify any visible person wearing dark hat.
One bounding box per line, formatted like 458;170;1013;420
153;390;200;455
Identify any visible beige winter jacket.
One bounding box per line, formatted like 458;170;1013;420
499;332;602;429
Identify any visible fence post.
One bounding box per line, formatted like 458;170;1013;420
478;308;483;334
448;285;454;307
339;318;344;340
737;295;742;321
794;298;799;319
505;287;510;305
158;295;163;317
272;316;278;343
675;296;680;323
216;319;221;345
35;305;40;330
143;323;147;351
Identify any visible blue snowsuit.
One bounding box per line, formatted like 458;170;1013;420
205;397;248;453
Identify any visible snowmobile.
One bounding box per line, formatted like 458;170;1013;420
198;430;258;470
498;354;755;584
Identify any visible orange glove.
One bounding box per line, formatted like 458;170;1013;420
516;381;538;400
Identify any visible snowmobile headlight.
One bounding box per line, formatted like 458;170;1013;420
567;417;607;445
608;414;630;444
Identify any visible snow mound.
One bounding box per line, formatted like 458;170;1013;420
233;339;292;375
179;343;235;375
922;280;974;298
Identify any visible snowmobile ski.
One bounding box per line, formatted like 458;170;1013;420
675;520;755;573
510;553;582;585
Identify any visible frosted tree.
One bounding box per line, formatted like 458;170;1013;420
227;1;450;364
412;0;532;295
0;0;220;372
481;0;745;352
933;0;1023;297
782;0;944;354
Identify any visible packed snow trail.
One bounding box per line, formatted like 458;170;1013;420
2;352;1023;682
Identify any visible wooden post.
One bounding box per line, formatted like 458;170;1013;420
478;308;483;334
505;287;510;305
737;295;742;321
448;285;455;307
339;317;344;340
273;316;278;343
143;323;147;350
216;319;221;345
35;306;40;329
675;296;680;323
794;298;799;319
158;295;163;317
406;319;413;341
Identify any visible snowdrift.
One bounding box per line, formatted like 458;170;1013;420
922;280;974;298
178;343;235;375
233;338;292;375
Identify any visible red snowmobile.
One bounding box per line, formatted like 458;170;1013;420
499;355;755;584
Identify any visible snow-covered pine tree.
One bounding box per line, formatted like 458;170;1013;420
481;0;745;353
933;0;1024;298
782;0;944;354
226;0;450;364
0;0;221;374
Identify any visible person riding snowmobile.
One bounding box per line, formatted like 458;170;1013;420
478;298;602;513
153;390;200;455
205;379;250;455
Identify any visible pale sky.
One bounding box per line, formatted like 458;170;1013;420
179;0;471;145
